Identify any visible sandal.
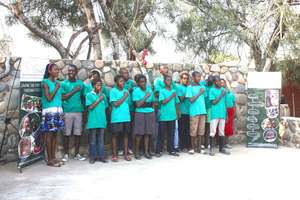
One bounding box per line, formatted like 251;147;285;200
47;161;61;167
124;155;132;161
53;159;65;165
111;155;118;162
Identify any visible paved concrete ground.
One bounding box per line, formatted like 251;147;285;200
0;145;299;200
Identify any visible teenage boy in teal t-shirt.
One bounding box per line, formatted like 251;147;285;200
203;75;216;149
85;80;108;164
176;72;191;152
156;75;180;157
209;76;230;156
61;64;86;162
186;71;207;154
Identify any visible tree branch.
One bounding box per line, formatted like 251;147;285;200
5;0;70;58
0;1;10;9
73;35;89;58
66;26;88;53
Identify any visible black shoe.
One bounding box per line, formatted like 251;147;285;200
209;137;215;156
135;154;142;160
169;152;180;156
219;149;231;155
219;136;230;155
155;152;162;157
144;153;152;159
89;159;96;164
99;159;108;163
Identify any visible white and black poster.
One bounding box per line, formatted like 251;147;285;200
246;72;281;148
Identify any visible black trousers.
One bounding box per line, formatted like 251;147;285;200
178;114;190;149
156;120;175;153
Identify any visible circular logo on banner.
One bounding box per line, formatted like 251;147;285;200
261;118;279;130
263;129;277;143
19;112;41;138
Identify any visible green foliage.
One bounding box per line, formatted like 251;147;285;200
171;0;300;69
278;58;300;85
204;51;238;64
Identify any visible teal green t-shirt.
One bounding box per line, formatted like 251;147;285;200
132;86;155;113
125;79;135;111
110;87;131;123
124;79;135;91
209;86;227;120
85;91;108;129
41;78;62;109
84;82;109;97
115;79;135;111
176;84;190;115
154;76;176;93
158;88;179;121
186;84;207;116
61;79;84;113
226;90;236;108
205;84;214;109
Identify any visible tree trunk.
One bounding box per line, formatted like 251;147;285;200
111;32;120;60
262;15;287;72
79;0;102;60
249;40;263;71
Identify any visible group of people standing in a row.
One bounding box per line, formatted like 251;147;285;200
41;63;235;167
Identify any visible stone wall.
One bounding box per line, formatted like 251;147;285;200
0;58;248;160
0;57;21;161
279;117;300;148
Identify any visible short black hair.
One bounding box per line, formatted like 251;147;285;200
68;64;78;71
134;74;142;82
163;74;172;81
114;74;123;83
136;74;146;83
180;71;189;79
214;75;221;81
92;79;102;87
192;71;200;77
207;75;215;86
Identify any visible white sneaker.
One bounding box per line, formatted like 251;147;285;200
188;149;195;154
117;150;123;156
74;154;86;161
201;149;208;154
62;154;69;162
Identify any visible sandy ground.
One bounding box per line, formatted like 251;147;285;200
0;145;299;200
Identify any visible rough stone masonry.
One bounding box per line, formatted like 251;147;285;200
0;57;248;161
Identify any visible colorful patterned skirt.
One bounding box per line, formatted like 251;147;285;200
41;107;64;133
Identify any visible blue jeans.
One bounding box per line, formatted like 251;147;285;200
88;128;105;160
156;120;175;154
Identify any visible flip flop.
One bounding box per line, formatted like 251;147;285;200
124;155;132;161
111;156;118;162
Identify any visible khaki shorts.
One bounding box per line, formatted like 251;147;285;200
64;112;83;136
190;115;206;137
